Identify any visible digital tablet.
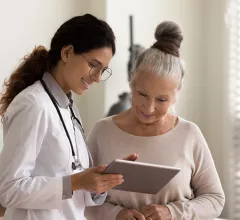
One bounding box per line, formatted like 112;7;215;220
103;159;180;194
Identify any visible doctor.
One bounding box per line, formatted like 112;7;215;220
0;14;134;220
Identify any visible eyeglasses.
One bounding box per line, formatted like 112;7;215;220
80;54;112;81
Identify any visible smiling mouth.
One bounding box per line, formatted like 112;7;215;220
140;110;155;118
81;78;91;88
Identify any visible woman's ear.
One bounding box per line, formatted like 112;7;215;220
61;45;74;63
173;92;179;104
170;105;177;115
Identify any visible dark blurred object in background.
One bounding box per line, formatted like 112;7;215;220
106;15;144;117
107;92;131;116
127;43;145;81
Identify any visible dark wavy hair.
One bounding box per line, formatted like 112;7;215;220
0;14;115;116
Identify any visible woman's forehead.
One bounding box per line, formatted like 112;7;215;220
133;71;179;91
84;47;113;67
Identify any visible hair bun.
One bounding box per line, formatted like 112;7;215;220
153;21;183;57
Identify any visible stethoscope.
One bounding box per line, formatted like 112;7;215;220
40;79;93;171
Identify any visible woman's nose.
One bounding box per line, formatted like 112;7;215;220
144;100;156;114
91;71;102;83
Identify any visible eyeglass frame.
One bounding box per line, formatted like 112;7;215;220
80;54;112;81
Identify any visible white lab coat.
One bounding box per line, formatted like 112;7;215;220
0;73;106;220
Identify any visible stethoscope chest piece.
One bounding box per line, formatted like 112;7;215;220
72;162;77;170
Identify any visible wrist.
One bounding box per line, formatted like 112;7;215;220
71;173;83;191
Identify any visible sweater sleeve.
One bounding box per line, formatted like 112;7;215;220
85;202;124;220
166;125;225;220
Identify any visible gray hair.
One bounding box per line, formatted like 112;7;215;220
131;21;185;89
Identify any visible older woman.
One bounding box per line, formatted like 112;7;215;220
85;21;225;220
